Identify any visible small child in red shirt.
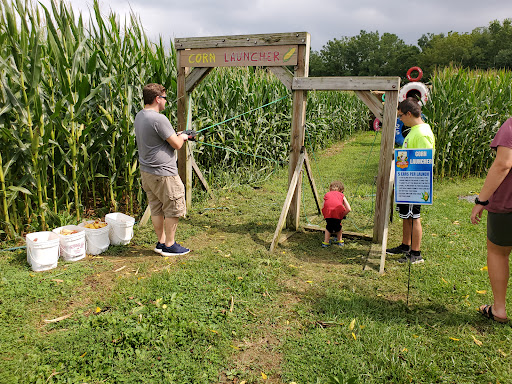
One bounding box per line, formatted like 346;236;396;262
322;181;352;247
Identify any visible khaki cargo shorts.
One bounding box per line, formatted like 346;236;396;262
141;171;186;218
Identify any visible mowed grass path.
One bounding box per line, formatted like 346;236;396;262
1;131;511;384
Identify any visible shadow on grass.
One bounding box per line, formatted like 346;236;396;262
290;282;477;328
7;249;31;268
281;231;374;267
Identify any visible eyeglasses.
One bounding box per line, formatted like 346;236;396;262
158;95;168;101
398;112;407;118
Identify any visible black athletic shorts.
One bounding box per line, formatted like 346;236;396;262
487;211;512;246
325;218;342;234
396;204;421;219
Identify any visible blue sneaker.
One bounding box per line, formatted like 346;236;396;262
161;242;190;256
321;241;330;248
154;242;165;254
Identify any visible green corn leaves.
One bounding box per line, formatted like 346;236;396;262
12;1;508;240
424;66;512;178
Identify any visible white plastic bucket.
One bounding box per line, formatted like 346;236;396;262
78;220;110;255
105;212;135;245
26;231;60;272
52;225;86;261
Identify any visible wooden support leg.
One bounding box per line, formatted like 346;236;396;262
190;153;213;199
303;151;322;214
270;152;306;252
139;205;151;227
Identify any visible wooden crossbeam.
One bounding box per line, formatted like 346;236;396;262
292;77;400;91
175;32;310;50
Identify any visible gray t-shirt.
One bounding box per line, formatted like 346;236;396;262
134;109;178;176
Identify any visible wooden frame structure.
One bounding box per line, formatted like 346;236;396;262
171;32;399;273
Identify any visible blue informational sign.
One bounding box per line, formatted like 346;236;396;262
395;118;404;146
394;149;433;205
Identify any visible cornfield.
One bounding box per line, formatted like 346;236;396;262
0;0;370;240
191;67;370;185
3;1;512;242
424;66;512;178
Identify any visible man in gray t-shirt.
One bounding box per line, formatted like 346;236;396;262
135;83;190;256
135;109;178;176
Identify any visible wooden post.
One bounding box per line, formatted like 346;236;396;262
373;89;399;243
176;52;192;210
379;160;395;274
286;36;310;230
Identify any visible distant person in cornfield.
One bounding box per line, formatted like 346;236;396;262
386;97;435;264
134;83;191;256
471;117;512;323
321;180;352;248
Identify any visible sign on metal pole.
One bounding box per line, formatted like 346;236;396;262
394;149;433;205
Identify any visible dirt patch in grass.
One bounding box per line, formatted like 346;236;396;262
36;247;193;328
321;136;356;157
226;333;284;383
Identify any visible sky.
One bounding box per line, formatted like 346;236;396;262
38;0;512;51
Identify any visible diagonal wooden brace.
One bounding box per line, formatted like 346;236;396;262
270;151;306;252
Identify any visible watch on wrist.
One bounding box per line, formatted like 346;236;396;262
475;197;489;206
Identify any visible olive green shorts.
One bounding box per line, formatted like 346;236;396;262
141;171;186;218
487;212;512;246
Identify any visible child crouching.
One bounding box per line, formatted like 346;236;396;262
322;181;351;247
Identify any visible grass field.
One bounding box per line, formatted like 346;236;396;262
1;131;510;384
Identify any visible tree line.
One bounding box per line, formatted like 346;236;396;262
310;19;512;80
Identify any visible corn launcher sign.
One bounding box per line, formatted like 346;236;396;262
180;45;298;67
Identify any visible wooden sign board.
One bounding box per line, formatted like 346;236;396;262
179;45;298;67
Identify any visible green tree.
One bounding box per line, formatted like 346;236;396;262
312;30;420;78
474;19;512;69
418;32;480;76
418;19;512;72
309;50;326;77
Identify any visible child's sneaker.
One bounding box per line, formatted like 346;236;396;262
336;240;345;247
321;241;330;248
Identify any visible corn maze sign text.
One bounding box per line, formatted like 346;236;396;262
179;45;298;67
